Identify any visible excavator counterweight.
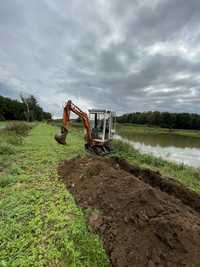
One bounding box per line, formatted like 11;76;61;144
54;100;115;155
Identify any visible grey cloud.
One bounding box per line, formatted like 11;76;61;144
0;82;19;99
0;0;200;117
113;0;200;44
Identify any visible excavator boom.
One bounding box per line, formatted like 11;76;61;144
55;100;92;145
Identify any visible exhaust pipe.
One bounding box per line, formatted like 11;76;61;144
55;127;68;145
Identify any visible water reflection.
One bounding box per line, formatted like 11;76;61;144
119;132;200;148
115;134;200;168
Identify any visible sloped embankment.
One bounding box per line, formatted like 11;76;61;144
59;156;200;267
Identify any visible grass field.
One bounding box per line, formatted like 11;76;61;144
0;121;8;129
117;123;200;138
0;123;109;267
1;122;200;267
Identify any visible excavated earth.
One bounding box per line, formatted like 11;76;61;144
58;156;200;267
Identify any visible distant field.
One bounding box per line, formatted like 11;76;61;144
117;123;200;138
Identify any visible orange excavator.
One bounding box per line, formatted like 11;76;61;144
55;100;116;155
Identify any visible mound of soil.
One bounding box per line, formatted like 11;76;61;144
58;156;200;267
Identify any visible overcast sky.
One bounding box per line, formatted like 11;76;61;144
0;0;200;117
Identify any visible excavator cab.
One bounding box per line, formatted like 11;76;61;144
89;109;116;151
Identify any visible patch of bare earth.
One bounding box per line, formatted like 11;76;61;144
58;156;200;267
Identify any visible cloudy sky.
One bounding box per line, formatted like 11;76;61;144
0;0;200;117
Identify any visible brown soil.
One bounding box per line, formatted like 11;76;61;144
58;156;200;267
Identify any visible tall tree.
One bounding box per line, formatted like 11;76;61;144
20;94;30;122
117;111;200;130
0;95;52;121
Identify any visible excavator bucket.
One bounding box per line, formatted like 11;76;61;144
55;127;68;145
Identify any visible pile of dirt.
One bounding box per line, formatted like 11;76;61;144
58;156;200;267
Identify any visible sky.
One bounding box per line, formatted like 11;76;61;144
0;0;200;117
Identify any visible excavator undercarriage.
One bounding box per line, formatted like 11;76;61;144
55;100;116;155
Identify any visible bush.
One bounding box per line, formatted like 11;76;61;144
4;134;22;145
5;122;33;136
0;142;16;155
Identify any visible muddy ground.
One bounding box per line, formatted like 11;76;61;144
59;156;200;267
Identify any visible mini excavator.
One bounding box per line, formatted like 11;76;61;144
55;100;116;155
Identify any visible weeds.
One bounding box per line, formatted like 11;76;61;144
0;142;16;155
0;122;34;174
0;175;18;187
5;121;33;136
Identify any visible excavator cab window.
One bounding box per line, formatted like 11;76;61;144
89;109;116;142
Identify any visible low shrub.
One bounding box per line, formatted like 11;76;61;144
6;135;22;145
0;142;16;155
0;133;22;146
5;122;33;136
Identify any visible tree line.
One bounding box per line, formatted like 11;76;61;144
117;111;200;130
0;95;52;121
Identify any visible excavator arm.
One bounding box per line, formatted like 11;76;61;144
55;100;92;145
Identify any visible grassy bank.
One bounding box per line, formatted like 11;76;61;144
114;123;200;192
0;123;109;267
111;140;200;192
1;121;200;266
117;123;200;138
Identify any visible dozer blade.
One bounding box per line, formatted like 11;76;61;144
55;127;68;145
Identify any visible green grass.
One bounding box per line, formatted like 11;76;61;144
111;140;200;192
117;123;200;138
0;122;34;171
0;121;8;129
0;123;109;267
1;121;200;266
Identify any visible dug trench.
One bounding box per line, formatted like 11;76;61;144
58;156;200;267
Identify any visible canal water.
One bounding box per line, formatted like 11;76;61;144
114;133;200;168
